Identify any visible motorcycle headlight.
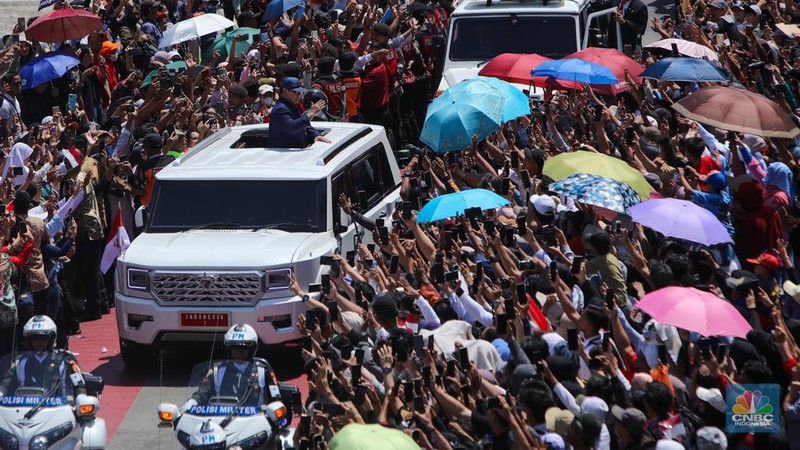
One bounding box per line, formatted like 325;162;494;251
0;427;19;450
30;422;73;450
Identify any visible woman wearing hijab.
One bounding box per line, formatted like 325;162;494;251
734;181;784;261
763;162;794;212
0;142;33;187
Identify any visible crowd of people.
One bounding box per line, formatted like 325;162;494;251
1;0;800;449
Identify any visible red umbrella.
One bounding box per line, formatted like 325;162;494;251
563;48;644;96
478;53;581;91
25;9;102;43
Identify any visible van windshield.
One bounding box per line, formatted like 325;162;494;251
449;15;578;60
147;180;327;233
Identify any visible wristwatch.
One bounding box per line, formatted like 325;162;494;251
302;294;310;302
382;366;392;374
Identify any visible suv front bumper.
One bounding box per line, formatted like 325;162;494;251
115;292;305;347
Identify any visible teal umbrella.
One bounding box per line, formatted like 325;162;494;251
475;76;531;122
416;188;510;223
142;61;206;87
203;27;260;62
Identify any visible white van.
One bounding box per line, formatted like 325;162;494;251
115;123;401;366
439;0;623;95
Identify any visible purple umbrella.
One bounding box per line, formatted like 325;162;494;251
628;198;733;246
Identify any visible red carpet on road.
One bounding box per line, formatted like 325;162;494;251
68;313;145;440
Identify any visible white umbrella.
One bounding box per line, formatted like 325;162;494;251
644;38;719;62
159;13;235;49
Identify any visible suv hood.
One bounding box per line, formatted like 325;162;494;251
120;230;314;269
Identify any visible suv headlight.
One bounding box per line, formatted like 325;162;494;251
127;268;150;291
263;268;292;291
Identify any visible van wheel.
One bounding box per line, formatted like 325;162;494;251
120;339;156;368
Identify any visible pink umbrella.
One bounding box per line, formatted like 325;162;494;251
636;286;752;338
25;8;102;43
644;38;719;62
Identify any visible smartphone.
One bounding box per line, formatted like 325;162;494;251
716;343;728;361
496;313;508;335
413;378;422;395
308;283;321;293
322;402;346;416
68;93;78;112
52;106;60;115
605;288;616;309
510;151;519;169
427;335;435;352
260;32;270;42
413;334;425;357
464;206;482;218
354;288;363;306
378;227;389;246
389;255;399;274
432;263;445;284
671;42;680;56
444;270;459;283
567;328;579;351
126;103;135;113
623;44;633;56
305;310;317;330
487;396;500;409
625;127;635;145
320;274;331;294
349;384;366;406
614;220;622;235
346;250;356;266
549;260;557;282
11;167;22;177
351;364;362;386
414;396;425;411
484;219;496;237
319;255;335;266
542;226;556;246
501;177;511;194
17;17;25;28
353;348;364;366
422;365;432;386
434;374;443;386
503;298;524;320
520;169;532;189
571;256;584;274
300;414;311;431
402;201;413;220
301;336;312;351
602;333;611;352
658;343;669;365
446;360;456;377
326;300;339;322
513;282;527;304
404;381;414;402
457;347;469;369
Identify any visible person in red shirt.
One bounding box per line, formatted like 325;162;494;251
359;56;391;128
684;136;720;191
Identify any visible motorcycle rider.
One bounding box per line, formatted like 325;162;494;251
183;323;282;409
0;315;86;399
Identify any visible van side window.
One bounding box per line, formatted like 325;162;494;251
332;143;395;219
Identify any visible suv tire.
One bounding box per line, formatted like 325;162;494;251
120;338;156;368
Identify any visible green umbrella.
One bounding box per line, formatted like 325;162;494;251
142;61;207;88
203;27;260;63
329;424;420;450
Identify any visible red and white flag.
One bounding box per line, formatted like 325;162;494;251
100;210;130;274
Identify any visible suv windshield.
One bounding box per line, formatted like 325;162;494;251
147;180;327;233
449;16;578;60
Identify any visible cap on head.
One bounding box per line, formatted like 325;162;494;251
709;0;728;8
280;76;305;92
142;132;164;148
611;406;646;436
372;23;391;37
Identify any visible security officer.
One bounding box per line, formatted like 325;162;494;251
184;324;282;408
0;315;86;399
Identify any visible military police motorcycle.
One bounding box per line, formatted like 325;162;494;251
157;324;297;449
0;351;107;450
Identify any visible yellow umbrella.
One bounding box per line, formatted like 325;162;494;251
542;151;651;199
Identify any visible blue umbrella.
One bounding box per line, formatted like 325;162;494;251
531;58;618;85
263;0;304;21
548;173;641;214
639;57;728;82
416;189;510;223
19;51;80;89
421;79;505;153
474;76;531;122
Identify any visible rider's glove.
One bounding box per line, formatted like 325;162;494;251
180;399;197;413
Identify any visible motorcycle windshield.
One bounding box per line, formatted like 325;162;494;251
0;352;70;407
184;360;267;416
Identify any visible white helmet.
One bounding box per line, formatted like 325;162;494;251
23;315;57;349
187;420;226;450
224;323;258;357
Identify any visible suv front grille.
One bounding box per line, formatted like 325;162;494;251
151;273;262;305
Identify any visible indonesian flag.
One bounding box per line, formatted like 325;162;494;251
100;210;130;274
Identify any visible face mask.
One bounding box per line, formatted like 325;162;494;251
263;97;273;107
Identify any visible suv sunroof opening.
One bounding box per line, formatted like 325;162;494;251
230;128;331;149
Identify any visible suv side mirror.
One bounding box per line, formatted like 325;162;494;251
134;206;148;229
